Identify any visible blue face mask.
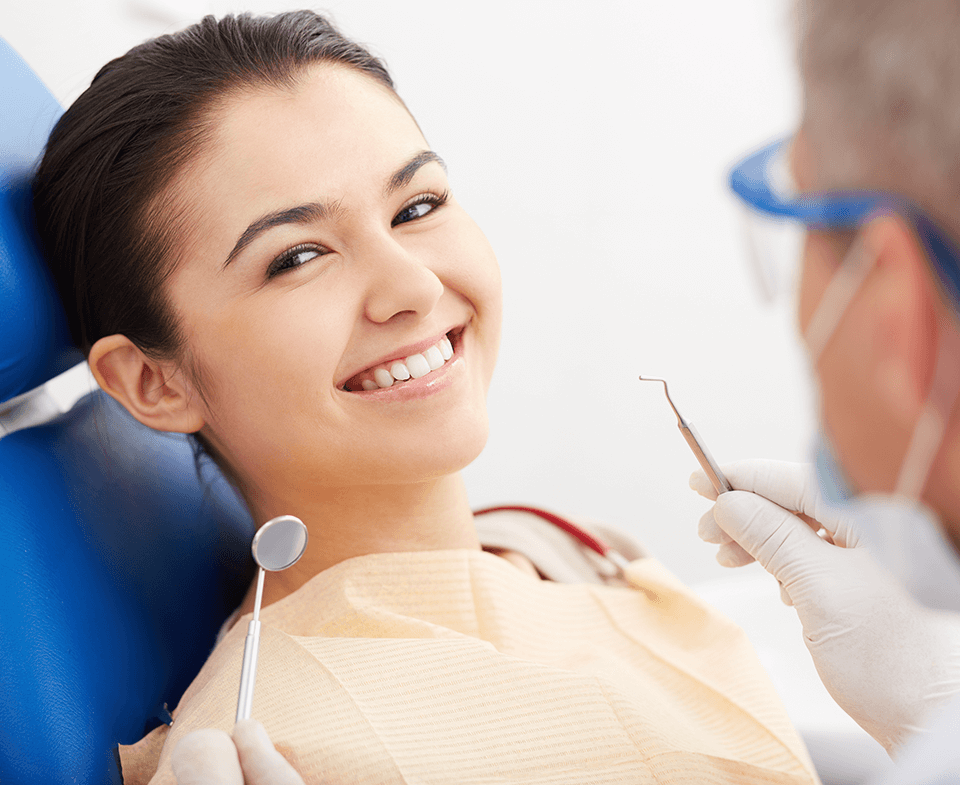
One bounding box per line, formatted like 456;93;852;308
811;428;858;507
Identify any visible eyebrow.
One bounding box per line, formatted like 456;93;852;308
385;150;446;196
221;150;447;270
221;202;337;269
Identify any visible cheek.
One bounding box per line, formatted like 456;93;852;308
473;248;503;384
797;233;848;438
468;228;503;325
440;217;503;353
181;293;350;428
797;232;833;339
480;255;503;346
798;233;899;492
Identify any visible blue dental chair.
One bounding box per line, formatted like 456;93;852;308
0;38;256;785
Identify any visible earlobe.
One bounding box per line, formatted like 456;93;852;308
87;334;206;433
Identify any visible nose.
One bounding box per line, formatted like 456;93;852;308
362;239;445;325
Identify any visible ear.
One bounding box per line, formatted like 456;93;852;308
858;214;940;428
87;334;206;434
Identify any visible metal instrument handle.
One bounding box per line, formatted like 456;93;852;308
680;423;733;495
236;618;261;722
639;376;732;496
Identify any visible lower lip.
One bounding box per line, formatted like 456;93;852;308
344;340;464;402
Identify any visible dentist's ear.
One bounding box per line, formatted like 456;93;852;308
861;214;940;429
87;334;207;434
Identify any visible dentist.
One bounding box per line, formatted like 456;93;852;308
693;0;960;780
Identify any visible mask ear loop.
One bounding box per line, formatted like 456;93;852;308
804;231;878;366
894;323;960;500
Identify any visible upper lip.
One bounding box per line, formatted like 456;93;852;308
336;325;463;389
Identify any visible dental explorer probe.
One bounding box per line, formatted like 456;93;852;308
236;515;309;722
639;376;733;496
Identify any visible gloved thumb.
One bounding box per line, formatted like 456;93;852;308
171;728;243;785
233;720;306;785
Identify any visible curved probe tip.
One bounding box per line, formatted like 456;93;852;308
638;375;683;425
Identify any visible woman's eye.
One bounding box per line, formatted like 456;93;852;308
267;244;326;278
392;191;449;227
395;202;433;224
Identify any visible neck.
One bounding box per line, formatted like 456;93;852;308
235;472;479;616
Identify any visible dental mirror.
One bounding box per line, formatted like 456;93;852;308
251;514;309;572
236;514;308;722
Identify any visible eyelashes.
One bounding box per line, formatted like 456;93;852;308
265;189;451;280
392;190;450;227
266;243;328;278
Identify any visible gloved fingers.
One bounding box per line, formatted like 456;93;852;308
818;510;863;549
171;728;243;785
691;460;823;519
689;468;721;502
716;540;755;568
700;508;757;566
233;720;306;785
712;490;830;581
779;582;794;606
697;508;730;544
796;512;827;536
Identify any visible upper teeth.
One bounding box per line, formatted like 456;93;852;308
359;336;454;391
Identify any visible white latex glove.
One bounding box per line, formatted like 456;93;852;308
691;459;960;756
171;719;306;785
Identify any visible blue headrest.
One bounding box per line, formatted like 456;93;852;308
0;39;257;784
0;37;81;404
0;392;255;784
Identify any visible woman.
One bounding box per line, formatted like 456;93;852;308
33;11;819;784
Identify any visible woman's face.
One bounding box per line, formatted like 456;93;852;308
165;65;502;498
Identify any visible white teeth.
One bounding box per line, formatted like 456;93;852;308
390;361;410;381
405;353;431;378
439;336;453;360
374;368;395;388
353;334;457;390
424;345;444;370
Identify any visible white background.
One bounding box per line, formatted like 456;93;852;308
4;0;814;587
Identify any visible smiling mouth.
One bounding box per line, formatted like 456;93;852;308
342;330;461;392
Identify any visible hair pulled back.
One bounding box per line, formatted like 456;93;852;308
33;11;395;359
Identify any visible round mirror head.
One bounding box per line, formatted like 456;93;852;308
251;515;308;572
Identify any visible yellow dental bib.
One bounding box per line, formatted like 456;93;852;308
120;549;819;784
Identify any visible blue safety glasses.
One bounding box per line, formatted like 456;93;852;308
728;136;960;312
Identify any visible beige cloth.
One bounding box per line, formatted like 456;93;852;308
121;546;819;784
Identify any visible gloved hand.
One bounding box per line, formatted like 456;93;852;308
691;459;960;756
171;719;306;784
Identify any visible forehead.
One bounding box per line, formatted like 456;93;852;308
216;64;413;149
205;63;421;186
170;64;425;263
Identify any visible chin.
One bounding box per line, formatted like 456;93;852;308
367;410;490;485
436;419;490;476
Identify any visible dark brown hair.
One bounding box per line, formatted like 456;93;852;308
33;11;395;362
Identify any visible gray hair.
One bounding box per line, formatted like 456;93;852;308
796;0;960;232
